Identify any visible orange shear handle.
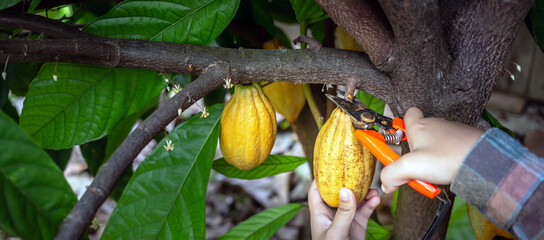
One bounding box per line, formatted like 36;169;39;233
354;123;441;199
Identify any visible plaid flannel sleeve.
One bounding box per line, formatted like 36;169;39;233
451;128;544;240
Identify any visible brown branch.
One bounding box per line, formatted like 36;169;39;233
0;12;94;39
315;0;394;68
377;0;450;72
0;38;393;104
437;0;534;123
55;63;229;240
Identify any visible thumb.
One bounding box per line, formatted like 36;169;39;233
326;188;356;239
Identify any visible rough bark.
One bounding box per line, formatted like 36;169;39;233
0;38;392;104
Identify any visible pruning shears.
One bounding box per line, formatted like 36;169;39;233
325;94;451;240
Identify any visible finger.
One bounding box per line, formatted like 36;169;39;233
308;181;333;238
353;190;381;228
402;107;425;151
380;151;437;193
403;107;424;131
325;188;357;239
350;190;380;238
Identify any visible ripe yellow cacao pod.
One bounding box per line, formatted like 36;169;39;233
220;83;277;170
466;203;516;240
314;108;377;207
336;27;365;52
262;82;306;122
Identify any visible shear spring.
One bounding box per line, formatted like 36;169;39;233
384;130;404;144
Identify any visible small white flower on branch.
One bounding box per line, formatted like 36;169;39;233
164;139;174;151
200;107;209;118
223;77;233;89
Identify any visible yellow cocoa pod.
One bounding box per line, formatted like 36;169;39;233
220;83;277;170
336;27;365;52
314;108;377;207
466;203;516;240
261;39;306;123
262;82;306;122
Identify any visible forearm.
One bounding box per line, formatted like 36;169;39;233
451;128;544;239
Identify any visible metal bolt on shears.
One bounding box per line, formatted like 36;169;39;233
325;94;451;240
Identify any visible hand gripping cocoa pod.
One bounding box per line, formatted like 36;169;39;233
466;203;516;240
314;107;377;207
262;82;306;122
220;83;277;170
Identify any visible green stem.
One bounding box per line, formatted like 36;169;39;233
299;20;308;49
303;84;323;129
299;20;323;129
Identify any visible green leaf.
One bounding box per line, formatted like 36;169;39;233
2;100;19;123
84;0;240;45
527;0;544;53
10;62;40;96
0;111;77;240
213;155;307;179
101;104;223;240
45;148;72;171
481;109;515;137
28;0;42;12
366;219;392;240
446;197;476;240
290;0;324;23
0;0;18;10
1;64;17;108
19;63;164;149
219;203;302;240
355;90;386;114
250;0;275;37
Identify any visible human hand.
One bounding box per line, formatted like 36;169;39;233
380;107;484;193
308;181;381;240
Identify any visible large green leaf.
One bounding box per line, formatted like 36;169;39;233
85;0;240;45
527;0;544;53
290;0;324;23
101;104;223;240
446;197;476;240
219;203;302;240
0;0;18;10
366;219;392;240
213;155;307;179
0;111;77;240
355;90;386;114
19;63;164;149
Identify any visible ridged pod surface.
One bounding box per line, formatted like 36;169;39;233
466;203;516;240
262;82;306;122
220;83;277;170
314;108;377;207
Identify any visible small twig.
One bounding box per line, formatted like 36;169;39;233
55;63;229;240
293;36;322;50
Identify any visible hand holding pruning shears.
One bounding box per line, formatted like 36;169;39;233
319;94;484;239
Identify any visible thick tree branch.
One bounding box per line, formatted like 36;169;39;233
55;63;229;240
0;38;393;103
0;12;94;39
315;0;394;68
438;0;534;123
374;0;451;115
